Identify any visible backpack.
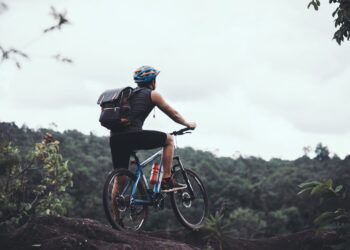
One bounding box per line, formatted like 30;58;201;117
97;86;140;130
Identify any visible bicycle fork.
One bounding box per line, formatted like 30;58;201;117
172;156;196;200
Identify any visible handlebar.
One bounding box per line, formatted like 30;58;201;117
170;127;194;136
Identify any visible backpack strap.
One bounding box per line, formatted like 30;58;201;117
128;87;145;99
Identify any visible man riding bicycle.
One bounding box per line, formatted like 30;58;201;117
110;65;197;192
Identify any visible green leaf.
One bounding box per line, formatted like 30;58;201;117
334;215;347;220
334;208;345;214
325;179;333;189
297;187;313;195
23;203;32;211
298;181;322;188
314;211;336;225
335;185;343;193
311;184;326;195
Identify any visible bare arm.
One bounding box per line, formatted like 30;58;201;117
151;91;196;128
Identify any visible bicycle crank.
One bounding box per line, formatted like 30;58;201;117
116;194;130;212
153;192;167;210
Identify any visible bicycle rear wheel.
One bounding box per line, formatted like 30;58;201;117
170;168;209;230
103;169;148;231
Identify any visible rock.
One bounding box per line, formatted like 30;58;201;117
1;216;195;250
148;228;347;250
1;215;347;250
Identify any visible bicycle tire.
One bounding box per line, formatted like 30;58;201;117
170;168;209;230
103;168;148;231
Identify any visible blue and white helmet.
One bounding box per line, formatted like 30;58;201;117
133;66;160;85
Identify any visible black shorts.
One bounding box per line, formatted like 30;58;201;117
110;130;167;169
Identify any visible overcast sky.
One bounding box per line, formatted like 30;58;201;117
1;0;350;160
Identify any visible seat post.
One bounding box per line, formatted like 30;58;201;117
130;151;140;165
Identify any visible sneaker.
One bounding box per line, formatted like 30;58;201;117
161;178;187;193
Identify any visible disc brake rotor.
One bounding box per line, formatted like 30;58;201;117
182;192;192;208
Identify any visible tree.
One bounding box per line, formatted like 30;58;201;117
303;146;312;157
298;179;350;249
307;0;350;45
0;3;72;69
203;211;234;250
2;122;350;239
0;133;73;231
314;143;330;161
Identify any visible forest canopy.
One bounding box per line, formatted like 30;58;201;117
0;121;349;241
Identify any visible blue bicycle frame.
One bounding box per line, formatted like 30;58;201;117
127;149;164;206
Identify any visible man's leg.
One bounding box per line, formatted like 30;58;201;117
110;136;131;222
160;134;187;192
162;134;174;179
117;131;169;175
111;131;184;192
111;175;128;217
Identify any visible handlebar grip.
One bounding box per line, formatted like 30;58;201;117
171;127;194;135
179;127;194;133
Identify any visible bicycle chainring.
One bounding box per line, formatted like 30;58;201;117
116;194;130;212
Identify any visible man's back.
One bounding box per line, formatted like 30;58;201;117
127;87;154;131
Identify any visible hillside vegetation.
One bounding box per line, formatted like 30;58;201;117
0;122;349;248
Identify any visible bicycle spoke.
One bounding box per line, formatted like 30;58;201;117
103;169;148;231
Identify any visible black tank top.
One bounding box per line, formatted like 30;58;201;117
113;87;154;133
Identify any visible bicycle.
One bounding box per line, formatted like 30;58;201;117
103;127;209;231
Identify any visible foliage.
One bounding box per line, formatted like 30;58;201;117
307;0;350;45
229;208;266;238
0;4;72;69
298;179;342;196
203;211;234;250
0;133;73;231
265;207;303;236
298;179;350;249
314;143;330;161
1;122;350;241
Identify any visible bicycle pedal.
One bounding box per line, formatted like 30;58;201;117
152;192;166;210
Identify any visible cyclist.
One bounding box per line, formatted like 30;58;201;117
110;66;196;192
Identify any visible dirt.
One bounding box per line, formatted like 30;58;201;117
1;216;195;250
0;216;347;250
148;228;344;250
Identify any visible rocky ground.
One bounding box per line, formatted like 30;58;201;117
0;216;347;250
1;216;194;250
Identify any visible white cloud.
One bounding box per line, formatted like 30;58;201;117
1;0;350;160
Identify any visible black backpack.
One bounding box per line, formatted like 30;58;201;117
97;87;140;130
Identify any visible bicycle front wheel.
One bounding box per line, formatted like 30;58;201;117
103;169;148;231
170;168;209;230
